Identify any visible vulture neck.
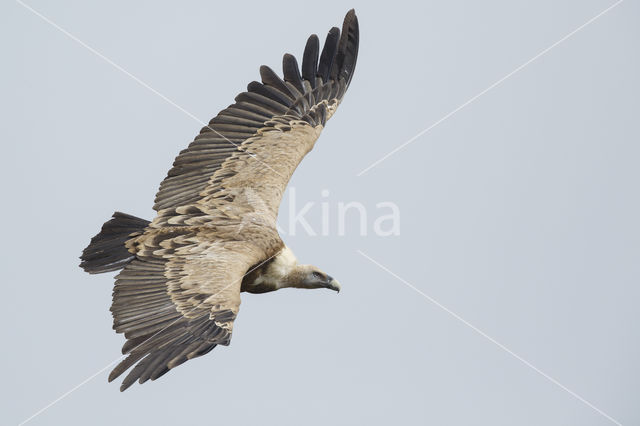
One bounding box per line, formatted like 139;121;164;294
242;246;305;294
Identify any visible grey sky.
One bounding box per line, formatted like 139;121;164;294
2;1;639;425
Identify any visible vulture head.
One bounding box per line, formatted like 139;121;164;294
296;266;341;292
246;246;341;293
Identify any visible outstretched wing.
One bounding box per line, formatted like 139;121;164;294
109;227;279;391
152;10;359;225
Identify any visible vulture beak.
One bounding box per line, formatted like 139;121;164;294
326;276;341;293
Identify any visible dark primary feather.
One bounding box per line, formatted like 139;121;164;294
302;35;320;88
317;27;340;82
259;65;293;99
283;53;305;94
332;9;359;84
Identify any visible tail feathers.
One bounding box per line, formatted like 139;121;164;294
80;212;150;274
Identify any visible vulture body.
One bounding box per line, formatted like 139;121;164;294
80;10;359;391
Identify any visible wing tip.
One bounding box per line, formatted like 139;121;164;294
302;34;320;86
335;9;359;86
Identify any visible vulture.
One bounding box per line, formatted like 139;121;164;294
79;10;359;391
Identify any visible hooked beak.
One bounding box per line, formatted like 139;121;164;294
326;276;341;293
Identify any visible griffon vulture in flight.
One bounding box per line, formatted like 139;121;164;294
80;10;359;390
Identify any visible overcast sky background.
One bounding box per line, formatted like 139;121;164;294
2;1;639;425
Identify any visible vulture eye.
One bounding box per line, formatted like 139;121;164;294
312;271;324;280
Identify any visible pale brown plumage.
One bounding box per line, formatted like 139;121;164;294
79;10;358;391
